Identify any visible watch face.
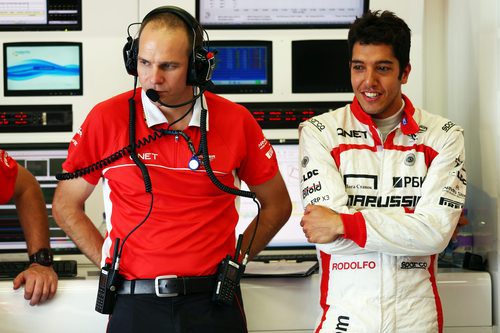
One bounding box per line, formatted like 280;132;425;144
30;248;53;266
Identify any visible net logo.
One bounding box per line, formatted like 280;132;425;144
131;152;159;161
337;128;368;139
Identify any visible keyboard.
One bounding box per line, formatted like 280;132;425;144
252;253;318;263
0;260;78;278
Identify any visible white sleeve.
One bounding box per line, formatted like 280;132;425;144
358;129;466;256
299;121;372;255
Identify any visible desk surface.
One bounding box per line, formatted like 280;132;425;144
0;268;492;333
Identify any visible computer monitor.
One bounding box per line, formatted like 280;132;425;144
292;39;352;93
208;40;272;94
196;0;369;29
236;139;312;249
0;0;82;31
0;143;81;254
3;41;83;96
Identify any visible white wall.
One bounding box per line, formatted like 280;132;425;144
424;1;500;331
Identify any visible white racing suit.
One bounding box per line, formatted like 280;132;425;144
299;95;466;333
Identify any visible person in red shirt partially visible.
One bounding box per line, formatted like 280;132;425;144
0;149;58;305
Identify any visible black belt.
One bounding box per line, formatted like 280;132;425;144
118;275;216;297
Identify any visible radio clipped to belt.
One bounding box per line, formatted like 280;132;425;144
95;239;123;314
212;234;246;305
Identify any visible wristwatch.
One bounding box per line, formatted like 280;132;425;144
29;248;54;266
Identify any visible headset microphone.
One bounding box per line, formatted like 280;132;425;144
145;88;205;108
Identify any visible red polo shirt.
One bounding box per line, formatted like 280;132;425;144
64;89;278;279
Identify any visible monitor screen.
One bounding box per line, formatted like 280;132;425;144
0;143;81;254
197;0;369;29
208;40;272;94
236;139;312;249
292;39;352;93
0;0;82;31
3;41;83;96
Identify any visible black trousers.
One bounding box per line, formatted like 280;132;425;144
107;289;248;333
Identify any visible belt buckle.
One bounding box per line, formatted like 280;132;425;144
154;275;179;297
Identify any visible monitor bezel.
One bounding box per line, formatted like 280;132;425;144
196;0;369;30
292;39;353;93
208;40;273;94
3;41;83;97
0;0;82;31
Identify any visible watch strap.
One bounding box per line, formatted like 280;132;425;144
29;248;54;266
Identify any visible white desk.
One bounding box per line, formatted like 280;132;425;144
0;266;492;333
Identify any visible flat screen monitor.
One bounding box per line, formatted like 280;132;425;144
292;39;352;93
236;139;312;249
208;40;272;94
0;0;82;31
197;0;369;29
0;143;81;254
3;41;83;96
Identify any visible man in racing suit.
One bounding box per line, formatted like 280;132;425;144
299;10;466;333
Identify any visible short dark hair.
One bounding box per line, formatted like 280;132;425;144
348;10;411;79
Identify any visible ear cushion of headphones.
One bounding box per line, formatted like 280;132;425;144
187;48;214;86
123;37;139;76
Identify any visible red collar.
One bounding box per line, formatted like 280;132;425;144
350;94;419;135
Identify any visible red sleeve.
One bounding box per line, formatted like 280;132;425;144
63;92;137;185
237;109;278;186
0;150;19;203
63;102;113;185
341;212;368;248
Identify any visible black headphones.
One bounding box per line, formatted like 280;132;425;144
122;6;215;87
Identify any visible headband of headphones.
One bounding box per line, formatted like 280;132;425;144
122;6;215;86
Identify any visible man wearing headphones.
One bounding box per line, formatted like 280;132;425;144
53;6;291;333
0;149;58;305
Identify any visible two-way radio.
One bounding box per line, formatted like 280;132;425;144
95;239;123;314
212;234;246;305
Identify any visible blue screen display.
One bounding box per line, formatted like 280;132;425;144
3;42;82;95
211;46;268;85
207;40;272;94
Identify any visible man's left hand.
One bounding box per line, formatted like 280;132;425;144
13;264;58;305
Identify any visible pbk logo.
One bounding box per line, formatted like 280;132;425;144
392;176;425;188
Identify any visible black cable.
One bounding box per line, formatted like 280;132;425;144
128;76;152;193
55;128;180;181
116;191;154;266
198;96;260;258
166;102;195;130
198;102;255;199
